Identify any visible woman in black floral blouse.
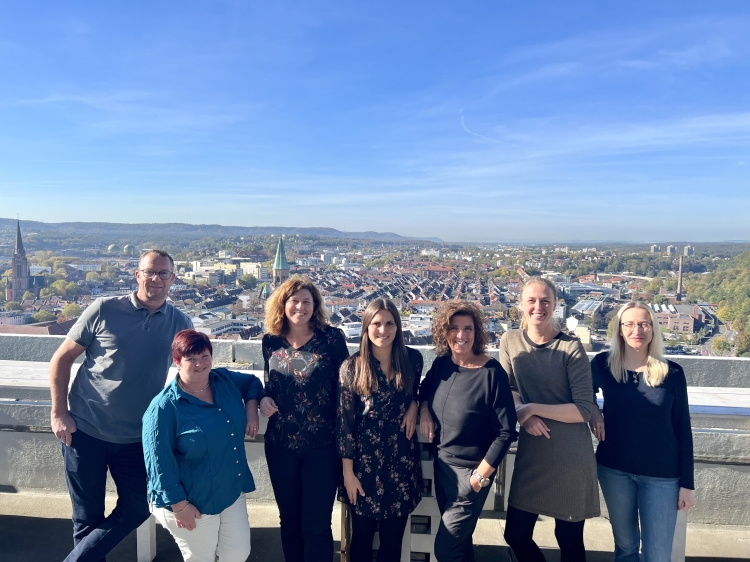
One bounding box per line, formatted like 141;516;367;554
260;276;349;562
337;298;424;562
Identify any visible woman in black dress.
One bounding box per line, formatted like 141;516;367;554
337;298;424;562
260;276;349;562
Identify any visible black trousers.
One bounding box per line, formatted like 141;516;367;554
62;429;150;562
504;505;586;562
433;457;494;562
265;442;341;562
350;512;409;562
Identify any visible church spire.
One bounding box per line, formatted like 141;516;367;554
14;220;25;256
272;236;290;288
273;236;289;271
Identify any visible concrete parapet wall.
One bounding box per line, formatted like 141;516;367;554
0;334;80;363
2;334;746;387
667;356;750;388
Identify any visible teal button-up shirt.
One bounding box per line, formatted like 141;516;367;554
143;368;263;514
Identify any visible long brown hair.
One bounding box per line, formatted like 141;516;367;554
264;276;329;336
344;298;415;396
431;300;488;356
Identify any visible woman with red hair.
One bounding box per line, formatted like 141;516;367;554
142;329;263;562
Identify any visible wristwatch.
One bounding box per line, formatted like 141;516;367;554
472;469;490;488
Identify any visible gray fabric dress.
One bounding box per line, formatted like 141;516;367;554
499;329;600;522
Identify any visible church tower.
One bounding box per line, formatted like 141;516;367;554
272;236;290;288
6;220;30;302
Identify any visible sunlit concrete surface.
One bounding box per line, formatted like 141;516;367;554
1;492;749;562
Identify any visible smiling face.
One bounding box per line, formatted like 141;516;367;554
176;350;213;381
135;253;174;306
619;306;653;353
284;288;314;329
367;309;397;352
447;313;476;359
521;281;556;330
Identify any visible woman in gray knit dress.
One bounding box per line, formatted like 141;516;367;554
500;277;599;562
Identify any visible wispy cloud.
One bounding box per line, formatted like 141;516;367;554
459;111;499;143
14;90;250;135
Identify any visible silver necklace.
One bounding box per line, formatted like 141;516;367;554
178;377;210;393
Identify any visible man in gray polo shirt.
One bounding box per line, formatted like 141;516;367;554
50;250;192;562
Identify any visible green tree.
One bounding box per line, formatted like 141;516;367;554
50;279;70;296
585;311;603;330
61;303;83;319
711;336;731;356
86;271;101;282
238;274;257;289
30;310;56;323
509;306;520;323
21;291;36;301
3;301;22;311
735;331;750;358
607;315;617;338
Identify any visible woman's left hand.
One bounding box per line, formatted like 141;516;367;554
469;474;481;493
245;400;260;438
678;487;696;512
401;401;418;439
515;403;536;426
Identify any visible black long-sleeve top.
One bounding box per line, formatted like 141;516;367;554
418;354;518;468
592;352;694;489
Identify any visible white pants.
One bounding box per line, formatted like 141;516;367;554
153;493;251;562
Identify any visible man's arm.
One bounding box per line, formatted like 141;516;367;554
50;338;86;445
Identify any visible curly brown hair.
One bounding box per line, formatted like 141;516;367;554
264;276;329;336
431;300;488;356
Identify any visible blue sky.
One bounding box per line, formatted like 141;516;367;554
1;2;749;242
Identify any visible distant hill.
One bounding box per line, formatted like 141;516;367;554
0;218;442;244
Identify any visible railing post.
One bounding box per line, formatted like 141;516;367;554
136;515;156;562
671;510;687;562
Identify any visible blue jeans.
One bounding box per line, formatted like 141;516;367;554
598;464;679;562
265;442;341;562
61;429;151;562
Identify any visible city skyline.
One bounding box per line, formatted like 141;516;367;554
1;2;750;242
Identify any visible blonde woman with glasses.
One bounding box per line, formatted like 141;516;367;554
589;302;695;562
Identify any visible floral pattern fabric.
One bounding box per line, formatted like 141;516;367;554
262;326;349;450
337;347;424;520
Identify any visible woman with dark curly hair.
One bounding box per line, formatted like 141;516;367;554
259;276;349;562
418;301;518;562
337;298;424;562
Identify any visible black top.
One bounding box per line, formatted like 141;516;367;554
418;354;518;469
591;352;694;489
262;326;349;450
337;347;424;519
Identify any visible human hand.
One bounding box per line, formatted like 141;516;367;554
245;400;259;438
51;410;77;446
401;401;418;440
174;502;202;531
469;474;481;493
522;415;550;438
515;403;537;426
343;472;365;505
589;409;605;442
259;397;279;418
678;488;696;512
419;408;435;442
